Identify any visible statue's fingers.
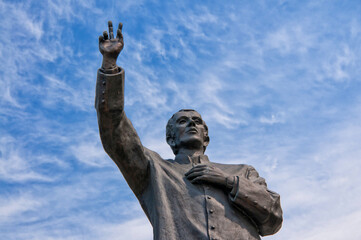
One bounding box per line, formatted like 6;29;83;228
103;31;108;40
191;175;207;184
99;35;104;44
108;21;114;39
185;172;197;180
117;22;124;43
185;166;207;176
117;29;123;43
185;171;205;180
193;164;208;168
187;164;208;171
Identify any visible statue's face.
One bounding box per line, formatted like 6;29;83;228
172;111;208;150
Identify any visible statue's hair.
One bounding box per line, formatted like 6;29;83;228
166;109;209;155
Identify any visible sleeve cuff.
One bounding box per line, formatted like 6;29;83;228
100;66;120;74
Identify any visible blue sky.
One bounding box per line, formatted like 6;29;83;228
1;0;361;239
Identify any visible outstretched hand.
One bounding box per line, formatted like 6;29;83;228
185;165;233;190
99;21;124;69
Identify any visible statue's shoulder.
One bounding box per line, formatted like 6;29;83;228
211;161;250;168
211;162;251;175
143;147;177;165
143;147;164;161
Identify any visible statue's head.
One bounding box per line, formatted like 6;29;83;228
166;109;209;155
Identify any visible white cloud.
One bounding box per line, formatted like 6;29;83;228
266;25;316;55
266;107;361;239
0;136;53;182
126;67;169;109
206;109;246;129
0;194;42;222
322;45;355;82
259;112;285;125
70;140;110;167
143;137;174;160
95;217;152;240
2;1;361;239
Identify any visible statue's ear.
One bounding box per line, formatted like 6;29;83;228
203;136;210;147
167;136;176;148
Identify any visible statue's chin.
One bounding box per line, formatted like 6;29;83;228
177;136;204;150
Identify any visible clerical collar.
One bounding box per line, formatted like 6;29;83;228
174;154;210;164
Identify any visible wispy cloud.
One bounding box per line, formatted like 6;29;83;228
266;25;316;55
259;112;285;125
0;135;55;182
1;0;361;239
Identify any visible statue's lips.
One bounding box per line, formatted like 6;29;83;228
186;128;198;134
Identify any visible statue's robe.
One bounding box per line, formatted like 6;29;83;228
95;67;283;240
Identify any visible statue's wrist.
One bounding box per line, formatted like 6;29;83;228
102;57;117;70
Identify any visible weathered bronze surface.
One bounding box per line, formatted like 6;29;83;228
95;21;283;240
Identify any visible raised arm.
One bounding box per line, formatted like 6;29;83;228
95;21;149;195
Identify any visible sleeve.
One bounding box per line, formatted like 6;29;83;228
228;166;283;236
95;67;149;195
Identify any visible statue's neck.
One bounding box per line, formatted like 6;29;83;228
177;148;203;158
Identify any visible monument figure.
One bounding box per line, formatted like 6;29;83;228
95;21;283;240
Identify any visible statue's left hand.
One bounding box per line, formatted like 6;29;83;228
185;165;232;190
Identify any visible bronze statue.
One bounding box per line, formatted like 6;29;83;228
95;21;283;240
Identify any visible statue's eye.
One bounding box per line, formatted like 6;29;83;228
194;119;201;124
178;119;186;124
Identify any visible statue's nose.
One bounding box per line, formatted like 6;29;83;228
187;120;196;126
